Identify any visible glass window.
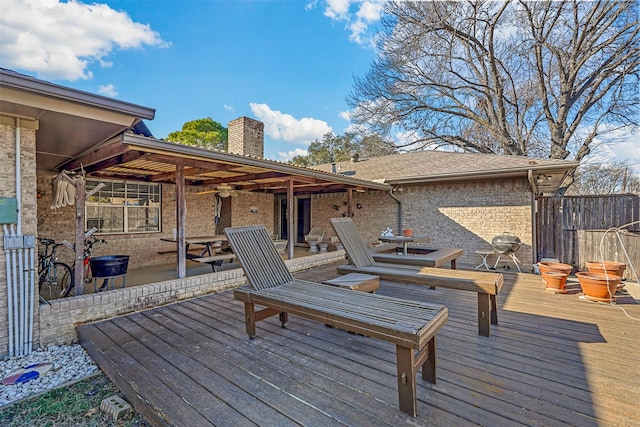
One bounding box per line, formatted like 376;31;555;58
86;179;161;234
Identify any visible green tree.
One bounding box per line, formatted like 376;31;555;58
348;1;639;189
291;133;358;166
166;118;228;150
290;132;397;166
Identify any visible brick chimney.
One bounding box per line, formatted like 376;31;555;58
227;116;264;157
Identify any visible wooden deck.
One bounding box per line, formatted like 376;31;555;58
78;262;640;426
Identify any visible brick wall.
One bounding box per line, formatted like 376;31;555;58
306;178;533;270
0;122;38;356
37;250;344;348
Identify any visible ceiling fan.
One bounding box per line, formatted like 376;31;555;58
196;184;239;198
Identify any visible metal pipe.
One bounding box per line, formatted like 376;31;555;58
18;232;25;356
16;118;21;235
10;226;19;357
4;224;14;357
388;189;403;233
27;244;35;354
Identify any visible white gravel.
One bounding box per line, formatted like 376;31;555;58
0;344;98;408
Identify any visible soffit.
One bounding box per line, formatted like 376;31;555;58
61;133;391;195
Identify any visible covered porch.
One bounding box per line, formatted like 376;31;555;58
77;262;640;426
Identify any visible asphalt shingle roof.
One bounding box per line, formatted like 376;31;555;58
313;151;578;184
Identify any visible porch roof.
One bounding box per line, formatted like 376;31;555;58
61;132;392;195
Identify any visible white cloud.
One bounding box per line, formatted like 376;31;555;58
98;83;117;97
338;111;351;121
324;0;352;20
224;104;234;112
250;103;332;145
276;148;309;162
318;0;385;45
0;0;168;81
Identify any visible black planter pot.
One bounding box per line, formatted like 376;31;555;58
90;255;129;278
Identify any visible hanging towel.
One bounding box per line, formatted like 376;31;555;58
50;171;77;209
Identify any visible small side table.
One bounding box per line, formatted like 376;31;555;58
323;273;380;293
475;250;495;270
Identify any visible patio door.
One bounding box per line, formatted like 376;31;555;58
276;196;311;246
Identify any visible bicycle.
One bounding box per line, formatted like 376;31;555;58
61;235;108;295
37;237;73;300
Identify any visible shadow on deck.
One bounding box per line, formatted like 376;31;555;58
77;262;640;426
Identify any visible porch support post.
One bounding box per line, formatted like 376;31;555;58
73;178;85;295
176;164;186;278
346;188;353;218
287;179;294;259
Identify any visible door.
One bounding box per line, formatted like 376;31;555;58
276;196;311;246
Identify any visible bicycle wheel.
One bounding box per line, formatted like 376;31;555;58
39;262;73;300
56;263;74;297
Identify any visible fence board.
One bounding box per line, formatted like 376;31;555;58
536;195;639;273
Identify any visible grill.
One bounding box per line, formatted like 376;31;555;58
490;232;522;272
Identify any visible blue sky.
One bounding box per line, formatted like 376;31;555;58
1;0;385;162
1;0;638;172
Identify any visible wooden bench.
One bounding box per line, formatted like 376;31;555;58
192;253;237;272
331;217;503;337
372;247;464;269
226;225;448;417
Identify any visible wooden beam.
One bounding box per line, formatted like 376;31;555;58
287;180;294;260
63;141;130;171
176;165;186;279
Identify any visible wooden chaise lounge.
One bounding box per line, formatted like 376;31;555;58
330;217;503;337
225;225;448;417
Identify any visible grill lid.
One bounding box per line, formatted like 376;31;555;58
491;232;522;254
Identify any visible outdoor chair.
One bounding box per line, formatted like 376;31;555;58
330;217;504;337
224;225;448;417
304;226;325;252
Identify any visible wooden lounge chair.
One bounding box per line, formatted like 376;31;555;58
225;225;448;417
330;217;504;337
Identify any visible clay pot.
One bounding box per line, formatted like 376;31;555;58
538;261;573;277
575;271;621;302
541;271;568;293
585;261;626;279
402;228;413;237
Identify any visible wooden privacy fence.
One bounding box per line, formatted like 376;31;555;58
536;195;639;278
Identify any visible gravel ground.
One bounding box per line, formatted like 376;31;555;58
0;344;98;408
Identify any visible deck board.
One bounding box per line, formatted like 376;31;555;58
77;261;640;427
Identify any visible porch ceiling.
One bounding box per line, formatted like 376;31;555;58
60;133;392;195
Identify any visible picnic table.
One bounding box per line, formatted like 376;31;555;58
378;234;431;255
160;235;229;260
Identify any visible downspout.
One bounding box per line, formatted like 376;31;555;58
388;188;403;233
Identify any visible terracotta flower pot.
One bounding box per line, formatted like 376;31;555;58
575;271;621;302
538;261;573;277
585;261;626;279
541;271;568;293
402;228;413;237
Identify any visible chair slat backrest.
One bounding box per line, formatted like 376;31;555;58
225;225;294;290
330;218;376;268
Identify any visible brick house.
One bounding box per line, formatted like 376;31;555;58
0;69;389;355
1;68;578;355
311;151;579;272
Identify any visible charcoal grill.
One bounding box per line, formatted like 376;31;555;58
491;232;522;272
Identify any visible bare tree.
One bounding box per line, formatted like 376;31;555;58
566;161;640;195
348;1;639;187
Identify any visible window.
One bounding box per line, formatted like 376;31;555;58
86;179;161;234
